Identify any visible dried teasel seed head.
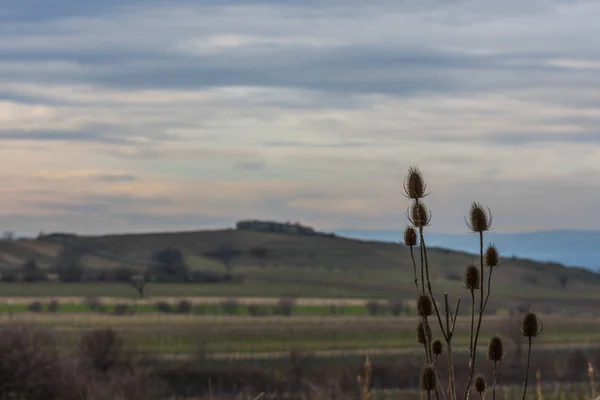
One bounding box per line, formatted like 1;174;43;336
467;202;492;233
420;366;437;392
417;294;434;317
431;339;443;356
404;166;427;200
487;334;504;362
474;375;487;394
409;202;431;228
464;264;480;290
522;312;542;338
485;244;499;267
404;226;418;247
416;322;431;344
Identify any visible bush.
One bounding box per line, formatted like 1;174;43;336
387;299;405;316
221;298;239;315
273;297;296;316
155;301;173;313
176;299;193;314
248;304;269;317
28;300;43;313
83;296;104;312
0;272;17;282
113;303;130;315
78;328;127;375
47;299;59;312
366;300;384;316
0;325;64;399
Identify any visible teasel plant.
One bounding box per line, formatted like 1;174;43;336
401;166;542;400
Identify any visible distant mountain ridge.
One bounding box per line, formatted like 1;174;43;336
335;229;600;271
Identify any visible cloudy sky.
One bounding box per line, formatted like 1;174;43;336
1;0;600;235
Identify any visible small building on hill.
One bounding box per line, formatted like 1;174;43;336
236;220;322;236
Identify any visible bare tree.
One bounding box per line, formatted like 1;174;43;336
203;243;242;274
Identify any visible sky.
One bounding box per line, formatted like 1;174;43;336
2;0;600;235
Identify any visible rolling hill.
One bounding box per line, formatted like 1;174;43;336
0;226;599;313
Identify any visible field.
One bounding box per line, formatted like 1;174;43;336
2;229;600;397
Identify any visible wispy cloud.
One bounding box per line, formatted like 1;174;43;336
2;0;600;234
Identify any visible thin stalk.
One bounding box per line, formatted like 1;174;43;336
463;232;487;400
492;361;498;400
419;226;447;339
469;290;475;356
410;246;419;293
522;337;532;400
444;294;458;400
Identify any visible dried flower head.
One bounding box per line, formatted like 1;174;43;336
409;202;431;228
431;339;443;356
464;264;480;290
404;166;427;200
485;244;499;267
404;226;418;247
466;202;492;233
420;366;437;392
416;322;432;344
417;294;434;317
487;334;504;362
522;311;543;338
474;375;487;394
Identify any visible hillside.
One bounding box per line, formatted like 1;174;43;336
337;229;600;271
0;228;599;312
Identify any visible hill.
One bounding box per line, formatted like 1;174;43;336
336;229;600;270
0;227;599;312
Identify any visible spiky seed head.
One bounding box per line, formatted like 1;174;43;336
417;294;433;317
416;322;431;344
487;334;504;362
522;312;541;338
467;202;492;233
404;226;418;247
410;202;431;228
464;264;480;290
485;244;499;267
474;375;487;394
431;339;443;356
404;166;427;200
420;366;437;392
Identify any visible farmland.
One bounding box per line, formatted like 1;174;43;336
1;228;600;397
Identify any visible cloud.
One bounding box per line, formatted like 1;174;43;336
1;0;600;233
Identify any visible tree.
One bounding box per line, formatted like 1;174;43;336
203;243;242;274
558;273;570;289
148;247;190;282
21;259;47;282
54;245;87;282
129;274;146;299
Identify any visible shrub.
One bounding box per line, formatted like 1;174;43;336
28;300;43;313
83;296;104;312
113;303;130;315
273;297;296;316
221;298;239;315
176;299;193;314
78;328;127;375
0;325;64;399
248;304;269;317
366;300;384;316
155;301;173;313
47;299;59;312
0;272;17;282
387;299;405;316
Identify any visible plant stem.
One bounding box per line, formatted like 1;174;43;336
493;361;497;400
522;337;532;400
463;232;486;400
410;246;419;293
